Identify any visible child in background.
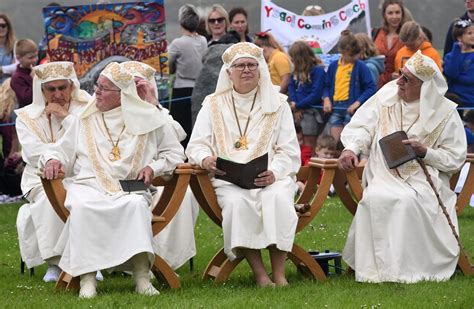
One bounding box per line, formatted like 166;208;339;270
354;33;385;87
323;30;376;142
443;19;474;109
10;39;38;108
315;134;337;159
254;31;292;93
296;125;312;166
296;134;337;195
394;21;442;74
288;41;326;155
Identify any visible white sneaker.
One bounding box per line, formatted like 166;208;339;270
95;270;104;281
79;273;97;299
43;265;61;282
79;282;97;299
135;279;160;296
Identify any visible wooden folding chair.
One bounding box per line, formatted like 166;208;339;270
189;158;338;283
40;163;193;291
332;155;474;276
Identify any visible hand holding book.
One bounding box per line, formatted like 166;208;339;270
215;153;269;189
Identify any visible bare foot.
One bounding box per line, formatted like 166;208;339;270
275;278;288;287
256;276;275;288
273;276;289;287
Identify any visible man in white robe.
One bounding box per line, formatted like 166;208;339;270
42;62;185;298
15;62;90;282
123;61;199;270
339;51;467;283
186;43;300;287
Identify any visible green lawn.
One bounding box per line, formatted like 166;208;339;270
0;198;473;308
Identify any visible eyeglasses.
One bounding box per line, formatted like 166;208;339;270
208;17;225;24
231;63;259;71
94;84;120;93
43;84;69;92
0;23;7;29
399;69;410;83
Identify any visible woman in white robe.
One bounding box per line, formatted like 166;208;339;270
339;51;467;283
186;43;300;287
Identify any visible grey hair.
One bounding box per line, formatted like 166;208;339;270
179;4;200;32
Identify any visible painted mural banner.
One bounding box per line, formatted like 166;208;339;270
42;0;168;80
261;0;371;54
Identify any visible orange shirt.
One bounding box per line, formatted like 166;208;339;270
394;41;442;73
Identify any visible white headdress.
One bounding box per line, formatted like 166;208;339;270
376;51;456;135
80;62;165;135
18;61;89;118
404;50;456;134
121;61;187;141
215;42;283;113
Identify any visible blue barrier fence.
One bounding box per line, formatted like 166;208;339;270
1;97;472;127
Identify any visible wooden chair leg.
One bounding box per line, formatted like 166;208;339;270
203;247;243;283
151;255;181;289
20;259;34;276
20;258;25;274
458;253;474;276
55;271;80;291
287;243;327;282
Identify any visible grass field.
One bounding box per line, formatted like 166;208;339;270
0;198;473;308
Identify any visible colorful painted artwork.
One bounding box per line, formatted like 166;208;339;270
43;1;168;80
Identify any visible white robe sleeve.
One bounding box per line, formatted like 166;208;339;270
185;98;214;167
147;122;186;176
341;95;380;156
268;103;301;180
16;117;52;168
39;116;80;172
423;111;467;173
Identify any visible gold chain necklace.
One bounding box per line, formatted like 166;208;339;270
400;102;420;134
231;90;258;150
101;114;126;161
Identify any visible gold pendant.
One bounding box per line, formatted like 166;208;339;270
234;136;248;150
109;146;121;161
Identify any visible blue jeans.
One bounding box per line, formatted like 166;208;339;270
329;100;352;127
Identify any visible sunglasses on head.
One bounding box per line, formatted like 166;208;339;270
0;23;8;29
208;17;225;24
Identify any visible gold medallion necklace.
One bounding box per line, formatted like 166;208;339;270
101;114;126;161
231;90;258;150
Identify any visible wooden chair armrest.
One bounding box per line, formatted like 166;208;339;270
150;167;192;236
40;172;68;222
456;156;474;215
189;165;223;227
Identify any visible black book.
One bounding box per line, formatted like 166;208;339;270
215;153;268;189
378;130;417;169
119;179;148;193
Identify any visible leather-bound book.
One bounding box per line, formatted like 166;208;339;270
378;131;417;169
216;153;268;189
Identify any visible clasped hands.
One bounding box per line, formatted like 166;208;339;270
43;159;155;186
202;156;275;187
